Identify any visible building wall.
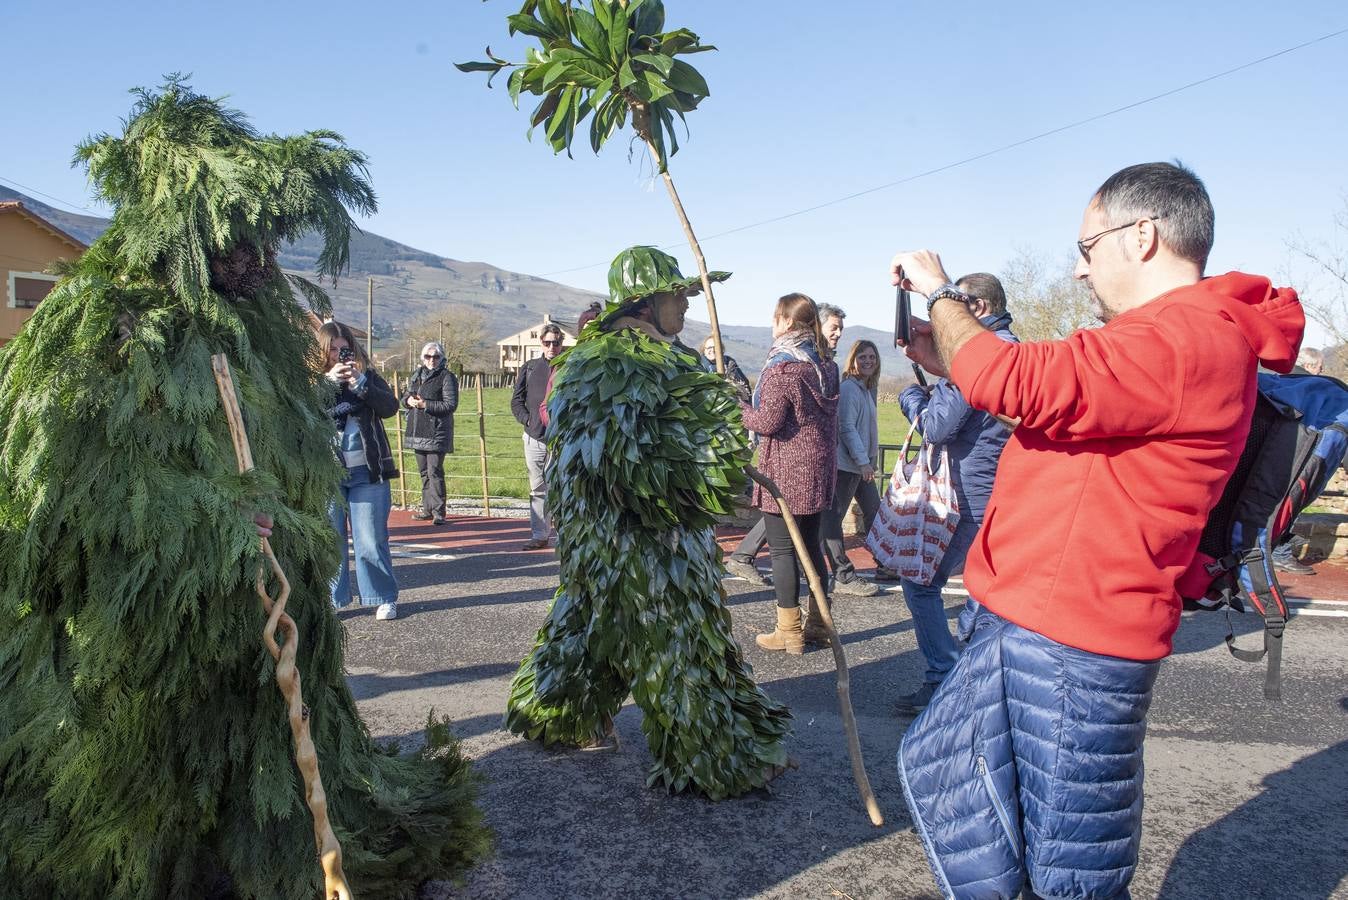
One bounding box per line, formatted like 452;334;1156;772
497;323;576;373
0;214;81;346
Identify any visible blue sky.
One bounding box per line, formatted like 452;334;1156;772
4;1;1346;343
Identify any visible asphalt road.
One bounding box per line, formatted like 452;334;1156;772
343;516;1348;900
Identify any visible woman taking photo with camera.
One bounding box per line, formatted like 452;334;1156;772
318;321;401;620
739;293;840;654
402;341;459;526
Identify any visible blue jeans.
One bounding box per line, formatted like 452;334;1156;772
899;517;979;686
329;465;398;607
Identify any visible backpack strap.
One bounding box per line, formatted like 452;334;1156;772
1222;545;1288;701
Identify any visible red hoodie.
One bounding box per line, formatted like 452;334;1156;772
949;273;1304;660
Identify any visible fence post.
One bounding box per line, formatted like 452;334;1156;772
476;374;491;516
393;371;408;509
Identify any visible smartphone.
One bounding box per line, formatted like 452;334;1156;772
337;346;355;363
895;285;912;346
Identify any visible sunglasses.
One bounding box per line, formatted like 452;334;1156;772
423;353;441;359
541;340;562;347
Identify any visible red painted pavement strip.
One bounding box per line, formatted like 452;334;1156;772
386;509;1348;603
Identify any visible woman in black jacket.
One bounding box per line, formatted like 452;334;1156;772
317;321;401;620
401;341;459;525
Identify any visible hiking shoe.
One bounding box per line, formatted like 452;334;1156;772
1274;557;1315;575
411;510;434;521
521;537;550;551
833;575;879;597
872;565;901;582
724;556;770;585
894;683;939;716
432;517;447;526
375;602;398;621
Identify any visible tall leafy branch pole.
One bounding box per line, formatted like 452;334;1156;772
460;0;883;825
456;0;727;372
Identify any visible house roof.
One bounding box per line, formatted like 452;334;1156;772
0;201;88;252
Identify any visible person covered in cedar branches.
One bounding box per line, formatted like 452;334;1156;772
0;80;486;898
505;245;793;799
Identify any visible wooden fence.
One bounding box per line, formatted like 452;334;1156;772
387;370;525;514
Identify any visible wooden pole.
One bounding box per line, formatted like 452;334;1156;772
365;277;374;359
393;370;408;509
476;377;491;516
746;464;884;828
210;354;354;900
630;106;725;376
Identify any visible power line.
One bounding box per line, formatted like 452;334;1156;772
537;24;1348;278
0;175;98;215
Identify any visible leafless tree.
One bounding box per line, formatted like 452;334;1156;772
1286;197;1348;366
999;247;1095;343
400;307;493;374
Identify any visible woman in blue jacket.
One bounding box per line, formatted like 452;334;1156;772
894;274;1017;713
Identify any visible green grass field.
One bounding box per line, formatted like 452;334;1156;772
387;387;917;508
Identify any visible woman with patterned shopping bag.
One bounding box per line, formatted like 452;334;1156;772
892;273;1018;714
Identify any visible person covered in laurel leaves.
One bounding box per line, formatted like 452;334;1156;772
504;245;794;799
0;80;487;898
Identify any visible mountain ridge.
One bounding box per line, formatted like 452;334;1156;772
0;186;916;380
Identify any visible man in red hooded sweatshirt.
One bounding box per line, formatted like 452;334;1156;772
892;162;1304;900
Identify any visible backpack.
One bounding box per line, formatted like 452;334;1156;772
1180;372;1348;700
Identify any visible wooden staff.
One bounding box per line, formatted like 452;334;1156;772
211;353;353;900
746;464;884;828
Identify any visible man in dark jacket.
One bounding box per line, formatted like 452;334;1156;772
892;162;1304;900
511;323;564;549
402;341;459;525
893;273;1017;713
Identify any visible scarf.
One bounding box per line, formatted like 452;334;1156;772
752;330;827;409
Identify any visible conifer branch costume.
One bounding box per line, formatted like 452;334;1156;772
504;246;791;799
0;80;487;899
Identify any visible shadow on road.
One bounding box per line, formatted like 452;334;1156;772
1158;711;1348;899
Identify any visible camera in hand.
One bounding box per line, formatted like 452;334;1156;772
337;346;355;363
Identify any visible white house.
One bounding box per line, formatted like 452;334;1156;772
496;314;578;373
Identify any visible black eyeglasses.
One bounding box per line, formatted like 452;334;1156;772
423;353;441;359
1077;216;1164;261
541;340;562;347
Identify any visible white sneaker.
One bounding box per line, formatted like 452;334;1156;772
375;602;398;621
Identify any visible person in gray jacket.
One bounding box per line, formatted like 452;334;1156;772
402;341;459;525
823;339;883;595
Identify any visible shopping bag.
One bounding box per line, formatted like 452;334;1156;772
865;417;961;584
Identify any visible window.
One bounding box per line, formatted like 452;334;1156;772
8;272;58;309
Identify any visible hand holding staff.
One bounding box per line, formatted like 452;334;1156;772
212;353;353;900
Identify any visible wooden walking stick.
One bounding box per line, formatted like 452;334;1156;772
746;465;884;828
211;353;354;900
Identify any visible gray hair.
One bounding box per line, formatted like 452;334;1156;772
420;341;445;365
817;303;845;325
1297;347;1324;374
1094;161;1214;270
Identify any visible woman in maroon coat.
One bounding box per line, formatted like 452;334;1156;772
740;293;840;653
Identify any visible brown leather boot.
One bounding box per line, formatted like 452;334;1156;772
802;605;832;645
756;606;804;655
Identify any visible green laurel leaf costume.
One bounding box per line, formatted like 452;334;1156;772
504;246;790;800
0;81;487;899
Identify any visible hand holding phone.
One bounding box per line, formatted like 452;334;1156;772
895;279;912;347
